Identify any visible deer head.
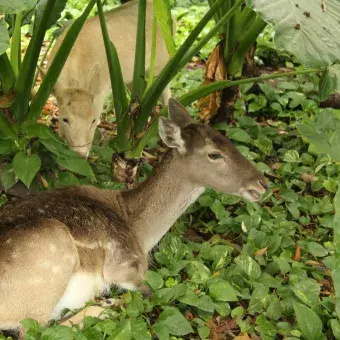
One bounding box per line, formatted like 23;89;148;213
159;99;267;201
39;65;101;158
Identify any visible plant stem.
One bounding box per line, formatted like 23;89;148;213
146;15;157;90
0;54;16;93
180;68;320;105
0;109;17;140
10;12;22;76
131;0;146;101
228;16;267;78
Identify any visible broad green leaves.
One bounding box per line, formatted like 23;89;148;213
246;0;340;68
0;0;37;14
293;302;323;340
208;279;239;302
13;152;41;188
297;109;340;161
319;64;340;101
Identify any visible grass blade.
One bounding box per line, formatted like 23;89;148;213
96;0;130;151
28;0;96;121
131;0;146;101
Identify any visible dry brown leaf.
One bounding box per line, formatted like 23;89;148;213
197;44;226;123
292;244;301;261
301;173;318;183
254;247;268;256
235;334;252;340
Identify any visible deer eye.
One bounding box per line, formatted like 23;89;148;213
92;119;96;124
208;153;223;160
62;118;69;124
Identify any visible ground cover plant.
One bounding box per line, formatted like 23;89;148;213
1;0;340;339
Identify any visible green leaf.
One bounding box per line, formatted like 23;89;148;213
0;139;13;155
13;151;41;188
319;64;340;101
292;279;320;307
157;307;193;336
0;0;37;14
235;255;261;280
54;172;80;188
197;325;210;340
22;121;53;139
35;0;68;31
0;18;10;55
209;280;239;302
228;127;252;144
246;0;340;68
56;156;95;180
1;162;18;190
108;319;131;340
293;302;322;340
307;242;328;257
146;270;164;290
330;319;340;339
152;323;169;340
283;150;300;163
41;325;77;340
154;0;176;56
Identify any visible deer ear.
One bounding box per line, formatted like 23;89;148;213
168;98;192;128
85;63;101;95
38;65;64;97
159;117;186;153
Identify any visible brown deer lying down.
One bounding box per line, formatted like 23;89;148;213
0;99;267;337
43;0;171;157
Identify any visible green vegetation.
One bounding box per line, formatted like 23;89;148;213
1;0;340;339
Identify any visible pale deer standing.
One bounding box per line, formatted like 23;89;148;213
0;99;267;337
43;0;171;157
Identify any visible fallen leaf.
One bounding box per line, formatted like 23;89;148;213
254;247;268;256
301;173;318;183
292;244;301;261
197;44;226;123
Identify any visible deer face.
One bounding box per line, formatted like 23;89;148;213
159;99;268;201
56;89;100;158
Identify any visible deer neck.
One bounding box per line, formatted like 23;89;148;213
122;151;204;253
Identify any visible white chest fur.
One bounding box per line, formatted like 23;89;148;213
51;272;108;320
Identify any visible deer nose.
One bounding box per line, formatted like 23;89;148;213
240;179;269;202
72;146;90;158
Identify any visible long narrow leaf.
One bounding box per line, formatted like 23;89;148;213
10;12;22;75
134;0;226;134
0;53;16;92
228;15;266;77
13;0;56;121
131;0;146;101
96;0;130;152
146;15;157;90
0;109;17;140
154;0;176;57
333;188;340;319
28;0;96;121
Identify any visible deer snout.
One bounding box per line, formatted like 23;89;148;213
72;145;91;158
240;179;268;202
